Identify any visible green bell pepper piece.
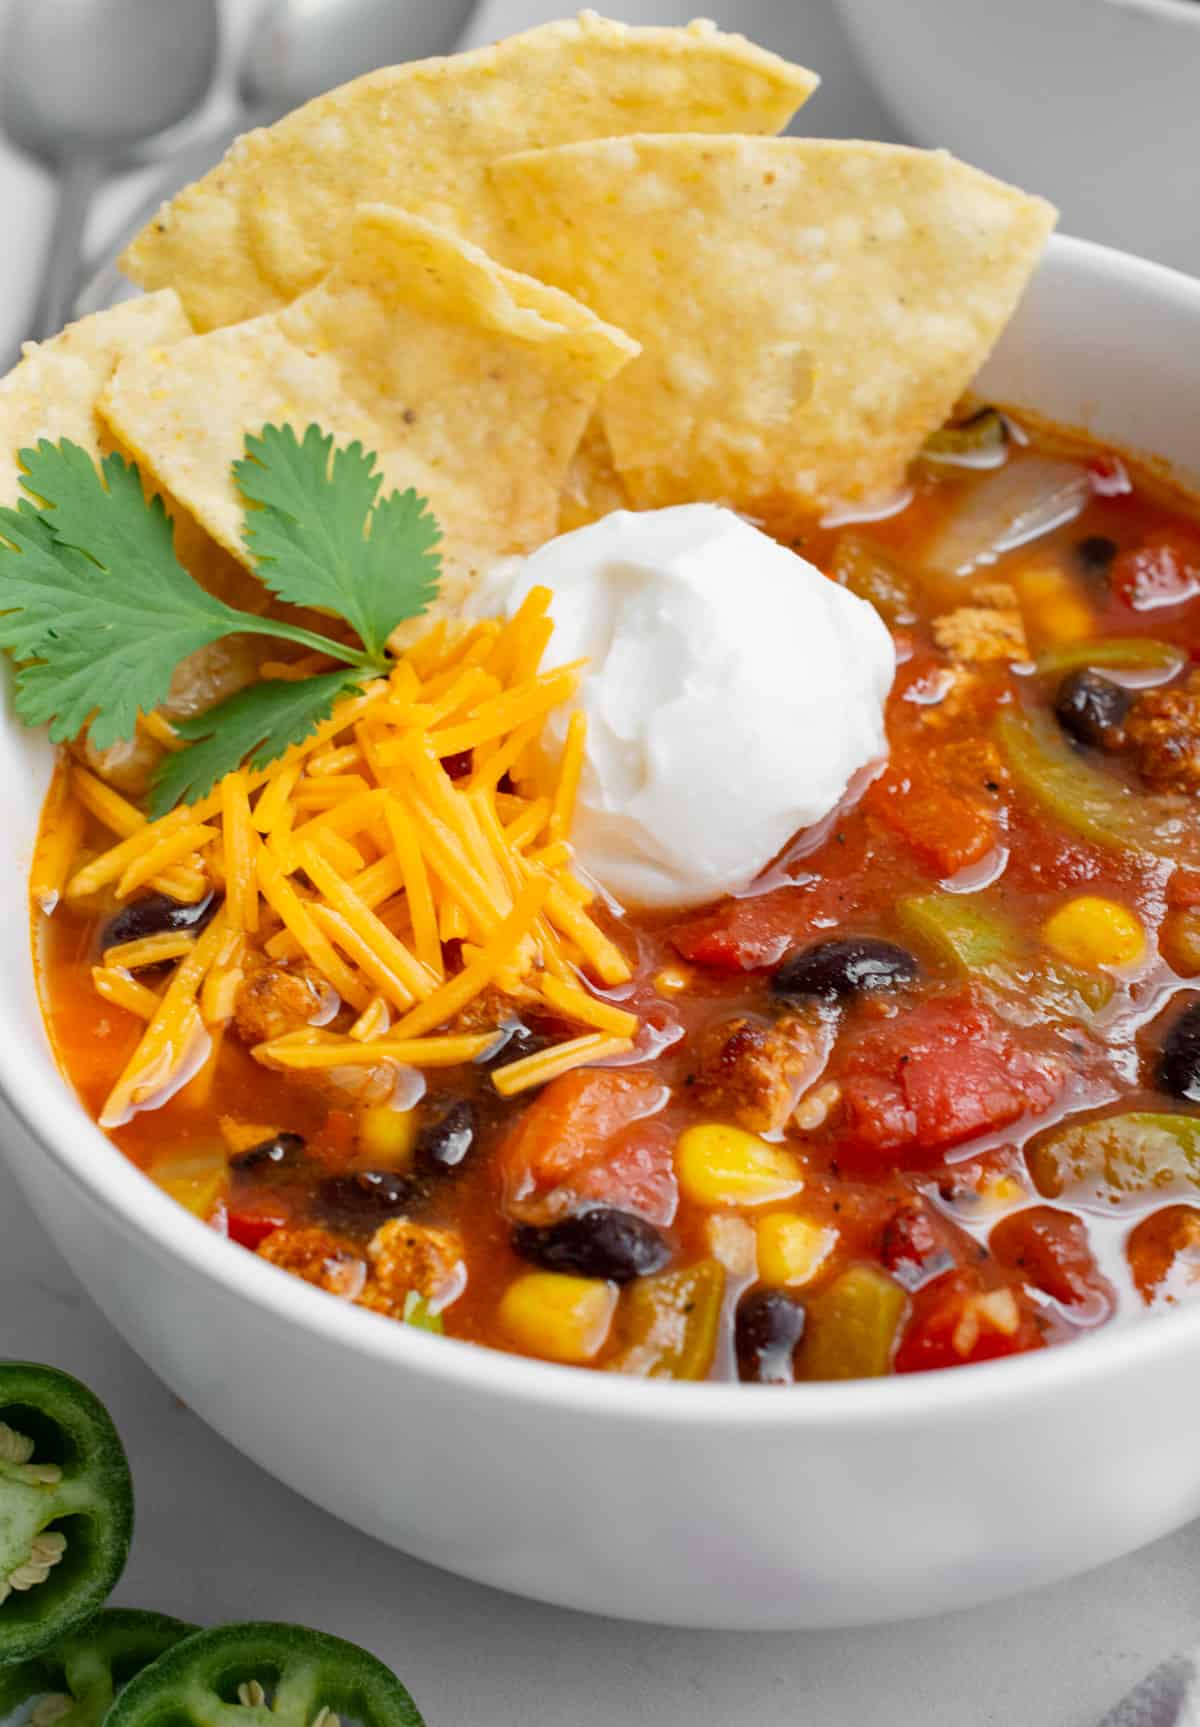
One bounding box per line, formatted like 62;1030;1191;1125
920;406;1008;465
104;1621;425;1727
607;1262;725;1380
798;1266;907;1381
0;1363;133;1664
0;1609;194;1726
897;892;1112;1020
1027;1112;1200;1208
999;708;1200;867
1036;637;1183;679
830;534;917;627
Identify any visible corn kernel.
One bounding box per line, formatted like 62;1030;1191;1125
676;1124;803;1209
1015;560;1094;646
976;1173;1028;1213
1041;895;1145;970
756;1213;837;1288
654;965;693;995
498;1272;617;1363
357;1105;418;1170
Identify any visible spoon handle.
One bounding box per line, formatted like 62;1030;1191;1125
29;154;105;344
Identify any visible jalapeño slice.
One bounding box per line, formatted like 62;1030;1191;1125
0;1608;195;1724
0;1363;133;1662
106;1621;426;1727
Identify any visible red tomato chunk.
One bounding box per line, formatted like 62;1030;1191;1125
835;990;1062;1169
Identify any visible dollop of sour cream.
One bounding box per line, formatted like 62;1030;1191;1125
494;504;894;909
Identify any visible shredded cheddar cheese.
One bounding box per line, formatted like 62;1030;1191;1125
43;592;638;1109
492;1033;635;1098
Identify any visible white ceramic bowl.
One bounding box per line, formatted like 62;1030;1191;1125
5;234;1200;1632
832;0;1200;279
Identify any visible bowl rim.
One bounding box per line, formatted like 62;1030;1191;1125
11;229;1200;1432
1100;0;1200;29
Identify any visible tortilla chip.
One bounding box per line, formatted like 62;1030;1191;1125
0;293;190;507
491;137;1057;517
120;14;817;333
558;417;630;534
101;205;639;614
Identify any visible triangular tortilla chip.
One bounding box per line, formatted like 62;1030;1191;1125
101;205;639;615
491;137;1057;517
120;14;817;333
0;292;270;620
0;293;190;506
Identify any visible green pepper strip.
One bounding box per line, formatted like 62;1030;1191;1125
1027;1112;1200;1208
798;1267;907;1381
607;1262;725;1380
1035;637;1183;679
105;1621;426;1727
919;406;1008;464
998;708;1200;869
0;1608;195;1727
0;1363;133;1664
830;533;917;628
897;892;1112;1020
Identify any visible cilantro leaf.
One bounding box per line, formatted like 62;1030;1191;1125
150;669;364;817
0;441;371;751
0;447;260;749
235;424;443;658
0;429;444;816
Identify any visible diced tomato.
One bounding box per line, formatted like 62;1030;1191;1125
1087;453;1133;498
227;1208;289;1251
1168;869;1200;910
670;880;865;971
878;1197;956;1290
835;989;1062;1170
894;1268;1044;1373
865;765;997;879
1127;1204;1200;1306
1001;803;1107;894
1112;531;1200;611
499;1069;677;1225
989;1204;1114;1322
668;819;887;972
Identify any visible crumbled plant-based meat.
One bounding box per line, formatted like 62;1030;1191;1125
691;1011;827;1135
233;960;338;1046
258;1226;366;1298
1126;671;1200;794
932;604;1029;664
359;1218;465;1316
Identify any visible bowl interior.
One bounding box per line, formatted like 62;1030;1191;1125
4;233;1200;1412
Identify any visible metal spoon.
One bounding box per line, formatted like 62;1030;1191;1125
75;0;483;319
1;0;220;344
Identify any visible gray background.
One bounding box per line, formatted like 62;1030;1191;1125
1;1;1196;1721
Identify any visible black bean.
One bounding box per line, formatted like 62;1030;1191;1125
772;937;918;1003
1074;534;1120;579
416;1100;477;1174
511;1208;670;1284
735;1289;805;1384
231;1132;307;1173
441;750;473;780
1054;669;1131;751
482;1019;555;1067
1159;1001;1200;1103
318;1169;424;1220
101;891;221;953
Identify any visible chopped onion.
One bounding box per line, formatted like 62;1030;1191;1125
924;457;1091;577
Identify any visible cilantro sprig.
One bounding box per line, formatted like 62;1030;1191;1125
0;425;442;817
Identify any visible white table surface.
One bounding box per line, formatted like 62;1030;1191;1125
2;3;1198;1722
